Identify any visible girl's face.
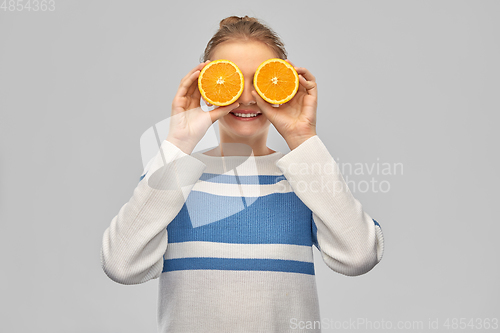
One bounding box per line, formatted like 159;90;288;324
210;40;278;141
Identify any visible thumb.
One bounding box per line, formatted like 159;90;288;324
251;90;278;122
208;103;240;123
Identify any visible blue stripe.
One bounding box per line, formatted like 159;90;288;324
199;173;286;185
167;192;313;246
139;173;146;182
162;257;315;275
373;219;380;227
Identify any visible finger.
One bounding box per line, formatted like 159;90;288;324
176;68;202;100
298;75;317;97
208;102;240;123
177;61;210;94
177;60;210;97
251;90;278;122
294;67;317;97
183;61;212;100
186;74;200;96
181;62;207;85
294;67;316;82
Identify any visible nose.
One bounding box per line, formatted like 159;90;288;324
237;77;256;106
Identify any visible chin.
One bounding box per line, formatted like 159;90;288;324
227;125;262;138
219;115;270;140
233;129;262;138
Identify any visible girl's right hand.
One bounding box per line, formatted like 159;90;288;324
166;61;240;154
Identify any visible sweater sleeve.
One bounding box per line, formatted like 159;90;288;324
100;140;206;285
276;135;384;276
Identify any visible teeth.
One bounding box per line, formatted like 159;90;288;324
233;113;259;118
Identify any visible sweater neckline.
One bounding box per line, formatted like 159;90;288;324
192;150;285;175
193;151;283;160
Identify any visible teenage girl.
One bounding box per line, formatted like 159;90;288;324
101;15;384;333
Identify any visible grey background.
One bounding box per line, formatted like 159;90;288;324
1;0;498;332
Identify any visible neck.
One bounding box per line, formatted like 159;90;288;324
215;131;273;156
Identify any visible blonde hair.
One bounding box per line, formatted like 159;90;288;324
201;15;287;62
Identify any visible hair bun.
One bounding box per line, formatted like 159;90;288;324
202;15;287;62
219;15;258;29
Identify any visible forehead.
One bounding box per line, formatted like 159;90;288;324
210;40;278;72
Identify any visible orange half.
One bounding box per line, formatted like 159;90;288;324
253;58;299;105
198;60;244;106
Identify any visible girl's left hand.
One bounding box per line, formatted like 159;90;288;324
251;60;317;150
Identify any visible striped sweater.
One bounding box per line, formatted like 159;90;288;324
101;135;384;332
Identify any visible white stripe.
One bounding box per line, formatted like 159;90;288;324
192;179;293;197
191;152;285;176
165;241;313;263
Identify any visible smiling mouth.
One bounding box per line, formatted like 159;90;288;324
229;111;262;118
231;112;260;118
